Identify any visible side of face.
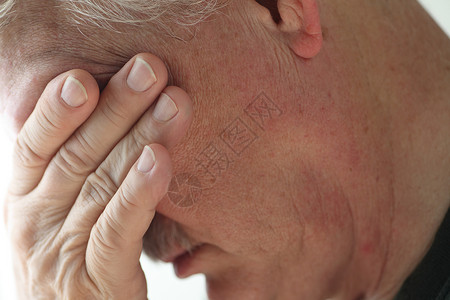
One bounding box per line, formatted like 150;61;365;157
152;3;389;299
0;1;391;299
145;2;388;298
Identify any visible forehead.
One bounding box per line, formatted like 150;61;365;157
0;6;116;133
0;0;143;70
0;0;202;87
0;6;181;135
0;5;136;96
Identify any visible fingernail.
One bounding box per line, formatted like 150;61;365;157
61;76;88;107
137;146;156;173
127;57;157;92
152;93;178;122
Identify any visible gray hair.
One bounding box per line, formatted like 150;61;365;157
0;0;225;32
0;0;14;29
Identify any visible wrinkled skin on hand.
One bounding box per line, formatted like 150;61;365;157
3;53;193;299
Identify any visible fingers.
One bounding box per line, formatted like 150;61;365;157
63;85;193;231
104;85;193;186
86;144;172;296
10;71;99;196
46;54;168;188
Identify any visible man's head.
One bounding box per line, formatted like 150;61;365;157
2;0;448;299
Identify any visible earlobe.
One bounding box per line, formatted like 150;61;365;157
277;0;323;58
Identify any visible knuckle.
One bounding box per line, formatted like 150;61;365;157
5;202;41;253
9;219;36;253
54;268;101;300
80;167;118;209
101;94;129;128
14;132;47;169
54;133;97;179
9;230;58;297
36;103;64;134
91;224;115;256
130;122;157;150
90;218;125;256
25;234;99;299
118;182;140;211
53;237;101;299
6;202;101;298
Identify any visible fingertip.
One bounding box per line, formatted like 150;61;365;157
133;53;169;89
60;69;100;110
148;86;194;149
161;86;194;121
38;69;100;128
111;53;169;94
38;69;100;131
148;143;173;174
136;145;156;173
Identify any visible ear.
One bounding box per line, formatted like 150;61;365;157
257;0;323;58
279;0;323;58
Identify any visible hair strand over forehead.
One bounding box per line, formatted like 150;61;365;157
0;0;226;34
0;0;16;29
59;0;225;32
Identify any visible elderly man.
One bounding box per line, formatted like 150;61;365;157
0;0;449;299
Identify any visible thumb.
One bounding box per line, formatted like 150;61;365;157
86;144;172;299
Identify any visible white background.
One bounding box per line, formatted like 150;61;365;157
0;1;449;299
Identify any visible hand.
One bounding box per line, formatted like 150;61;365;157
3;54;193;299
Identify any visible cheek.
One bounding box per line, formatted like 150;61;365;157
163;142;304;260
199;164;356;300
159;157;300;260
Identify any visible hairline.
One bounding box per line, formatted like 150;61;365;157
0;0;227;33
